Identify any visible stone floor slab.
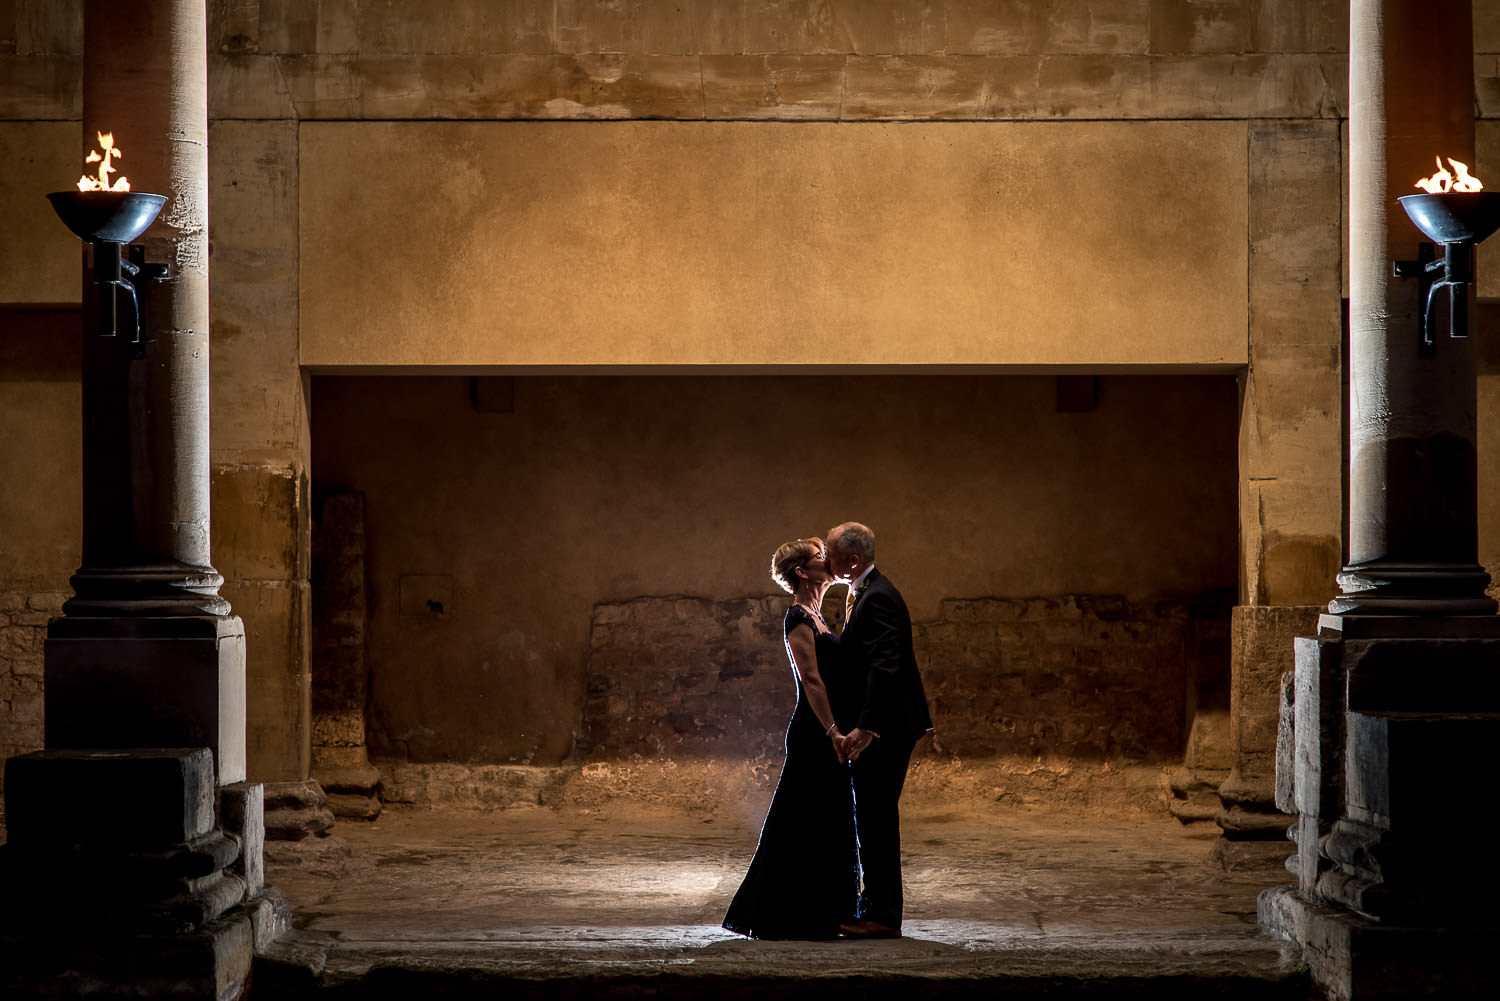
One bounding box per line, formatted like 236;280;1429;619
256;804;1316;999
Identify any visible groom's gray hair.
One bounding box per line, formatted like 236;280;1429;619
830;521;876;562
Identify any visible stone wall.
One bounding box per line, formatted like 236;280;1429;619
581;591;1228;766
583;595;792;761
919;595;1228;762
0;591;63;791
5;1;1499;805
322;373;1239;767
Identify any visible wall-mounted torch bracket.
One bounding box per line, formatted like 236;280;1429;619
1394;192;1500;358
46;189;170;359
91;241;170;358
1393;241;1473;357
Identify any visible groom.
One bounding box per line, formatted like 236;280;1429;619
826;521;933;940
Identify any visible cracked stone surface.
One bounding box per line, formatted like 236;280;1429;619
259;804;1315;997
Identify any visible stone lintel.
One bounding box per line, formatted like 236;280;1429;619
44;615;247;784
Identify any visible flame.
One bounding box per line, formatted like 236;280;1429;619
75;132;130;192
1414;155;1483;194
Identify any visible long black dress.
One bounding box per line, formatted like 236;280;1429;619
722;604;859;939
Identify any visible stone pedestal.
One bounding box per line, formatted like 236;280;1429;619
1260;614;1500;998
44;615;246;784
0;749;285;999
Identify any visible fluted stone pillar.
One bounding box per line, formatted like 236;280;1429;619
1260;3;1500;997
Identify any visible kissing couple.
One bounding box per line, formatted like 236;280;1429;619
723;521;933;941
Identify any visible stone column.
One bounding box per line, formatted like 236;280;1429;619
1260;3;1500;997
42;0;246;783
1334;0;1493;616
68;0;226;620
1;3;285;995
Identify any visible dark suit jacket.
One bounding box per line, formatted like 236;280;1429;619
842;567;933;745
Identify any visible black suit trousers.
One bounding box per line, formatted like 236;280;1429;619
850;733;916;929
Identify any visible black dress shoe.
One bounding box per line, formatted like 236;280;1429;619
838;919;901;939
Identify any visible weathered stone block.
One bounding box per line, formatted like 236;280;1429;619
44;616;248;785
0;913;253;1001
0;54;81;119
0;123;79;301
701;54;845;119
212;463;307;582
1261;885;1500;1000
1149;0;1253;55
843;55;995;119
557;0;704;55
1250;0;1347;53
208;54;299;118
263;778;334;840
26;591;65;613
220;578;310;783
1344;637;1500;714
946;0;1149;55
1219;605;1317;838
1274;670;1296;814
219;781;265;897
4;747;214;849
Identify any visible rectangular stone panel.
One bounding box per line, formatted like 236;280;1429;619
300;120;1248;369
0;122;82;303
44;616;247;784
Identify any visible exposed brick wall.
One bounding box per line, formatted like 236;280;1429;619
0;590;61;789
583;592;1226;765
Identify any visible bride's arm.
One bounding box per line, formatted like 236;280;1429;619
787;624;846;761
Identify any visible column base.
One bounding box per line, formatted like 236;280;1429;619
1330;563;1496;616
0;913;253;1001
1260;885;1500;999
44;615;246;783
264;779;336;840
0;749;284;998
312;745;383;820
64;565;231;618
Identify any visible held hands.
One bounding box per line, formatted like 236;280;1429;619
827;724;849;764
833;727;876;763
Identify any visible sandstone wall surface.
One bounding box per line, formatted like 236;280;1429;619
3;1;1497;794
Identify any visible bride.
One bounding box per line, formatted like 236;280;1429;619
722;537;858;940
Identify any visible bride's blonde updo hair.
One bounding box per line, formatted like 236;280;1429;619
770;538;824;595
